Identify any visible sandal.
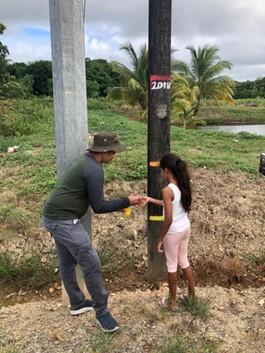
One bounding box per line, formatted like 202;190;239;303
158;297;178;312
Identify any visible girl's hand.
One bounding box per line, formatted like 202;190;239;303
156;239;164;253
139;196;149;206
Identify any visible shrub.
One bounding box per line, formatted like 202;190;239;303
0;97;53;136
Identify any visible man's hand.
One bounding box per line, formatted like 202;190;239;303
139;196;149;206
129;195;146;205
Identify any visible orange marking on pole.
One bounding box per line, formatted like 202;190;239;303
149;161;160;167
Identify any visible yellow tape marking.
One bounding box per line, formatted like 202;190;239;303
149;161;160;167
149;216;164;221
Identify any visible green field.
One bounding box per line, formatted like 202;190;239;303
199;98;265;125
1;98;264;190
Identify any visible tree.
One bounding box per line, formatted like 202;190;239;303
108;42;148;110
85;58;120;98
0;23;9;87
7;62;28;79
26;60;52;96
172;45;235;116
171;73;206;129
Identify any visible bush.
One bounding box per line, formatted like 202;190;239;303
0;97;53;136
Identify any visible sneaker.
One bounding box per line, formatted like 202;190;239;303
96;312;119;333
70;299;95;316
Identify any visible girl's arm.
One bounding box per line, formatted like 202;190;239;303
146;196;163;206
157;187;173;253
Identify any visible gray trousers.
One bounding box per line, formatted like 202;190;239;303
43;217;108;317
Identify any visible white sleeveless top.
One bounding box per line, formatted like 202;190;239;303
165;183;190;233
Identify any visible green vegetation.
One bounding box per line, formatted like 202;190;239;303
171;73;206;128
243;250;265;266
85;58;121;98
88;331;119;353
161;336;219;353
97;235;136;276
235;77;265;99
172;45;235;120
180;296;210;320
199;99;265;125
0;251;57;287
0;344;19;353
0;23;9;86
0;97;265;286
108;42;148;110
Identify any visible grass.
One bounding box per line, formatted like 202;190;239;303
180;296;210;320
0;344;19;353
243;250;265;265
97;235;136;277
161;336;219;353
86;330;120;353
0;203;29;232
0;250;57;287
199;98;265;125
1;97;265;286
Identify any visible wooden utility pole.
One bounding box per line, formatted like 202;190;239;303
148;0;172;283
259;152;265;176
49;0;89;303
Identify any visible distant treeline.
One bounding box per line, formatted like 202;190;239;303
5;59;265;100
6;59;120;98
235;77;265;99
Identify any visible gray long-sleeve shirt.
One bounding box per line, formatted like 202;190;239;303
44;153;130;219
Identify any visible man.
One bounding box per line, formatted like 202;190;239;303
43;131;143;332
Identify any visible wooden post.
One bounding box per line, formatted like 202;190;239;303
147;0;172;283
259;152;265;176
49;0;90;304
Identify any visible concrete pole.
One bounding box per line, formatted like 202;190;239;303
49;0;90;304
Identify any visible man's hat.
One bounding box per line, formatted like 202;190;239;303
88;132;127;153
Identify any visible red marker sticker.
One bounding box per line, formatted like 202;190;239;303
150;75;171;90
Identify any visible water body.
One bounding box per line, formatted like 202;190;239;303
202;124;265;136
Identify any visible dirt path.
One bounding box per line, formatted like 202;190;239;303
1;285;265;353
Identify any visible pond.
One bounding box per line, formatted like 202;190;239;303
202;124;265;136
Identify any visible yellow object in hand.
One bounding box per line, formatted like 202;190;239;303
123;207;132;217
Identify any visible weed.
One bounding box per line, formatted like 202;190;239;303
180;296;210;320
88;330;119;353
161;335;219;353
140;303;168;322
0;340;18;353
0;203;29;232
243;251;265;265
0;250;57;287
98;236;136;277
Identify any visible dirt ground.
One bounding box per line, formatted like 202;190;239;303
1;168;265;352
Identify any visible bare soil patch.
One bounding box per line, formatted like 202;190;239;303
1;168;265;352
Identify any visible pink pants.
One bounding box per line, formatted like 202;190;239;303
163;226;191;273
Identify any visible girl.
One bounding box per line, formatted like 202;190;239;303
147;153;195;311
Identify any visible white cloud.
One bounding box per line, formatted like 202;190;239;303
1;0;265;80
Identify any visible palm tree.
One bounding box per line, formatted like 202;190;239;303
171;73;206;129
172;45;235;116
108;42;148;110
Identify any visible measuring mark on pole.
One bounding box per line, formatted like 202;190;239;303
150;75;171;90
149;216;164;221
149;161;160;167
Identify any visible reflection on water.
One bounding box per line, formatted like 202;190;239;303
202;124;265;136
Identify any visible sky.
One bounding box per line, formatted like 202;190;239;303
1;0;265;81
